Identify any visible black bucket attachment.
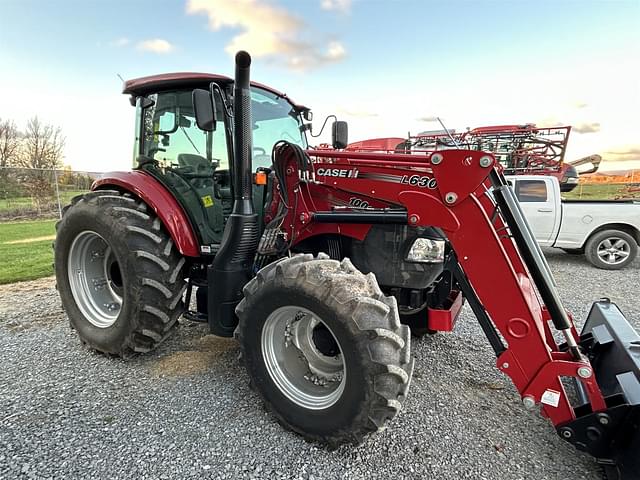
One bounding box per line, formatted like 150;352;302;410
557;300;640;480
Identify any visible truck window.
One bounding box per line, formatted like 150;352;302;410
516;180;548;202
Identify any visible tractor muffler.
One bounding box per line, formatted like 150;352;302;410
557;299;640;480
207;51;260;337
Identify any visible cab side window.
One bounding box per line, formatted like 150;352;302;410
141;90;229;170
515;180;548;202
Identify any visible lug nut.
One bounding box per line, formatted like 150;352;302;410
577;366;592;379
445;192;458;204
479;156;492;167
522;395;536;410
431;153;443;165
561;428;573;439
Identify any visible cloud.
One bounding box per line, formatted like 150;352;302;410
137;38;175;54
603;145;640;162
186;0;347;71
338;108;378;118
573;122;601;134
109;37;130;48
320;0;351;13
417;116;439;122
287;41;346;71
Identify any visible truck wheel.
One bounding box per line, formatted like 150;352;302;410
54;190;186;357
585;229;637;270
235;253;413;446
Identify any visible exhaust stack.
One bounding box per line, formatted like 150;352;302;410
208;51;260;337
232;50;255;211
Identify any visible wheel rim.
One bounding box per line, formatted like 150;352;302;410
596;237;631;265
68;231;123;328
261;306;346;410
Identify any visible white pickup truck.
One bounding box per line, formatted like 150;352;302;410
506;175;640;269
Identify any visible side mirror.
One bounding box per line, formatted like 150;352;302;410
192;89;217;132
332;120;348;149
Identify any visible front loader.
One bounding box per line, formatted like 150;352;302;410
54;52;639;478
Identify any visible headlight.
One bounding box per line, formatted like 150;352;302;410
566;177;579;184
406;238;445;263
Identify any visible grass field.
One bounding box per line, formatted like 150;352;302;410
0;220;57;284
0;190;85;212
564;183;639;200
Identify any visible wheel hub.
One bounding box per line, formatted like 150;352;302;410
262;306;345;409
68;231;122;328
597;238;630;265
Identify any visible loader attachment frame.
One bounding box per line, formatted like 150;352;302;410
270;146;639;477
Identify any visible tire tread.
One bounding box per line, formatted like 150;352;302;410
236;253;413;446
54;190;186;356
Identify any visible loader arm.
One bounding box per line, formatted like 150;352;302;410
272;145;639;478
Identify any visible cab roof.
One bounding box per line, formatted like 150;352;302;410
122;72;307;110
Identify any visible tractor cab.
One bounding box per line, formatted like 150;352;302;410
123;73;309;253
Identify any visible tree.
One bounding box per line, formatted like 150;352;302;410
16;117;65;213
0;118;20;168
19;116;65;170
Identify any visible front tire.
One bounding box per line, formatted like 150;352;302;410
235;254;413;446
54;190;187;357
584;229;637;270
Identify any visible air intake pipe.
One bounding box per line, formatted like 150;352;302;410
207;51;260;337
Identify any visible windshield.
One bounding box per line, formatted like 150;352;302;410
251;87;307;169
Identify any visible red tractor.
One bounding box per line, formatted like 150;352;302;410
54;52;639;478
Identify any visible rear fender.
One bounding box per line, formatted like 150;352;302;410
93;171;200;257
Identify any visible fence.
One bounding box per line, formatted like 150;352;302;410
0;167;101;221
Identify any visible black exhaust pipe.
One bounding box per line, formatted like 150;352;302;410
208;51;260;336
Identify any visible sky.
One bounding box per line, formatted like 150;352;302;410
0;0;638;173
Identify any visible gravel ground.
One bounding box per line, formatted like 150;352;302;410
0;249;638;480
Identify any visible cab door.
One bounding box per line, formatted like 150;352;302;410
137;89;230;250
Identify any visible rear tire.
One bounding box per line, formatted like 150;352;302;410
235;253;413;446
54;190;187;357
584;229;637;270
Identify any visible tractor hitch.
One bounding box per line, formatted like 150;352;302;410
558;300;640;480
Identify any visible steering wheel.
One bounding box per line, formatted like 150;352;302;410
254;147;266;155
